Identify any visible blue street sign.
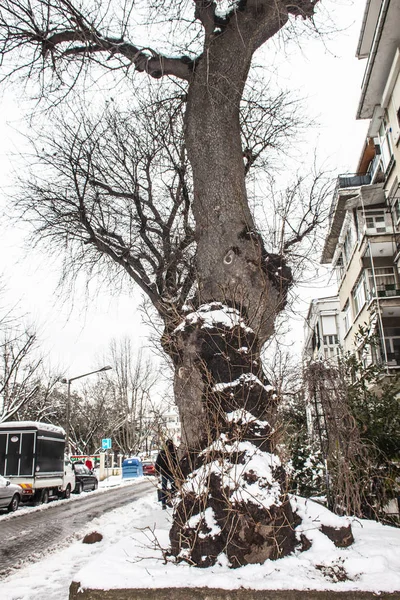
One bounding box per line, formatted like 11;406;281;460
102;438;112;450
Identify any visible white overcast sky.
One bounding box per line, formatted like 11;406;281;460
0;0;368;376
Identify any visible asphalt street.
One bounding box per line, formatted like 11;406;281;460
0;479;155;578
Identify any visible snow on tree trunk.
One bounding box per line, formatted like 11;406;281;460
163;12;299;566
169;303;296;566
165;12;354;562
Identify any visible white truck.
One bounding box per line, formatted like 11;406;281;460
0;421;75;503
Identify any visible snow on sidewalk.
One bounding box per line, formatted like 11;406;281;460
75;495;400;594
0;476;154;600
2;492;400;599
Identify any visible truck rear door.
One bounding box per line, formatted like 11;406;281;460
0;430;35;477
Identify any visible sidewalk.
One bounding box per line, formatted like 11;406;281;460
68;493;400;599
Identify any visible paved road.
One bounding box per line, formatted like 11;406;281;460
0;479;155;578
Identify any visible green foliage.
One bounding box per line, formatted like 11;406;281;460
279;394;326;498
279;328;399;519
289;440;326;497
343;339;400;464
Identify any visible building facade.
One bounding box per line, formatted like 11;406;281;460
303;296;343;364
313;0;400;369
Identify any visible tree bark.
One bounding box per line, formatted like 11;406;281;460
174;7;292;458
166;8;298;567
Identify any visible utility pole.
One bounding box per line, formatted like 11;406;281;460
61;365;112;455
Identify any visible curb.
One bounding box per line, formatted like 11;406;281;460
69;582;400;600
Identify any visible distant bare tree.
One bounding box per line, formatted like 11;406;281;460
105;340;159;455
67;382;112;455
0;329;41;422
16;372;64;422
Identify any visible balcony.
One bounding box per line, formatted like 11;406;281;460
337;173;371;189
358;210;395;236
322;178;385;264
378;284;400;297
368;284;400;302
367;154;385;184
360;238;396;261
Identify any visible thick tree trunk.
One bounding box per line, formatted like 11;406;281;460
169;303;297;567
164;2;353;569
166;19;296;567
174;18;291;460
185;35;283;342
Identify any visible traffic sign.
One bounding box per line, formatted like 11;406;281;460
102;438;112;450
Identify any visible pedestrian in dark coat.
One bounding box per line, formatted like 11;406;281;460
155;439;177;509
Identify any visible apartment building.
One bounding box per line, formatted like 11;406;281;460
312;0;400;369
161;405;181;446
303;296;343;363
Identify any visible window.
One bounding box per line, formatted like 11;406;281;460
343;302;352;333
311;323;321;352
378;120;394;172
393;198;400;223
384;335;400;365
324;346;339;360
343;227;354;264
364;210;387;234
323;334;338;346
335;253;344;282
368;266;396;295
353;276;366;314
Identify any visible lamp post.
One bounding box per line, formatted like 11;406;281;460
61;365;112;455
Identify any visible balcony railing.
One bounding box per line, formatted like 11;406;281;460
367;284;400;302
367;155;385;184
337;173;371;189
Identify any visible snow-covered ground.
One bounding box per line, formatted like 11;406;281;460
2;485;400;599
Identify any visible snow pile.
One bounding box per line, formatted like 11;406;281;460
185;437;282;509
225;409;269;426
174;302;254;334
73;494;400;594
2;491;400;598
187;507;221;539
292;495;352;531
213;372;274;393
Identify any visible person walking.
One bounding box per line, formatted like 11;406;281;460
155;439;177;509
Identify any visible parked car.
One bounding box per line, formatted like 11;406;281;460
72;463;98;493
0;474;22;512
142;461;156;476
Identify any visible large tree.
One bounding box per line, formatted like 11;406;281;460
0;0;352;567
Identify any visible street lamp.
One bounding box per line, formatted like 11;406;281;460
61;365;112;455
